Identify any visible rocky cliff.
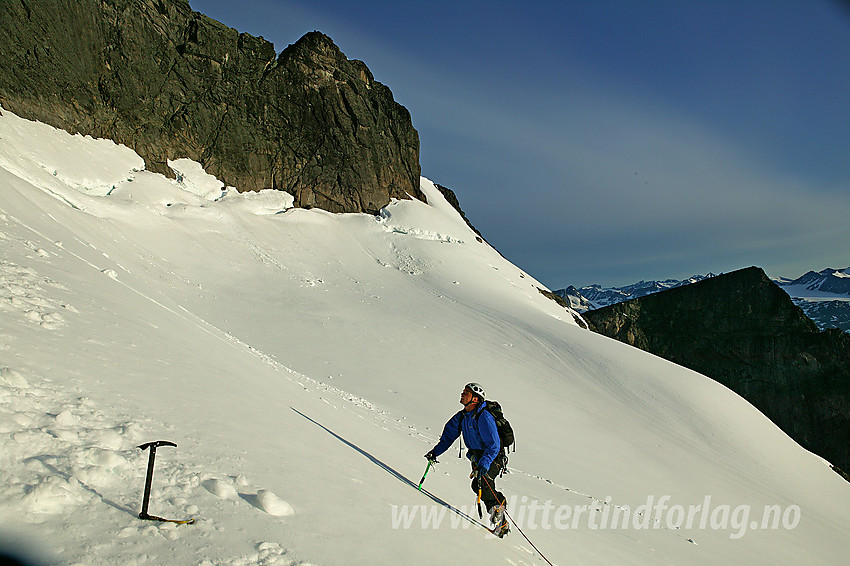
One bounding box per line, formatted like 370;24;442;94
0;0;423;214
584;266;850;475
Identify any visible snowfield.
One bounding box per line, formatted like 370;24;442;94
1;107;848;565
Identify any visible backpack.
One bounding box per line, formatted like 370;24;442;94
479;400;515;453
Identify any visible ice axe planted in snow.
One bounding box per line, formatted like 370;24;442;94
137;440;195;525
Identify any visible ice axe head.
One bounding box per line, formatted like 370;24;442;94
138;440;177;451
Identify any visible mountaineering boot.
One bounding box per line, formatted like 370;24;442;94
490;504;505;526
494;516;510;538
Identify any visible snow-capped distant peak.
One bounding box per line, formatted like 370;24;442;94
778;267;850;298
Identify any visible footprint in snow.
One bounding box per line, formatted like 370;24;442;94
203;478;294;517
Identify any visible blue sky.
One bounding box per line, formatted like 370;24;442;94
192;0;850;288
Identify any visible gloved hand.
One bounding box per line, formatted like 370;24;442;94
470;466;487;480
424;450;438;462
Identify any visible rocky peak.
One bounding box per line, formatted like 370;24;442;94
0;0;423;214
281;31;368;81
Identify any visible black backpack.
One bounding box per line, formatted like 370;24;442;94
479;400;515;452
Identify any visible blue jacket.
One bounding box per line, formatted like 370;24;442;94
432;402;501;470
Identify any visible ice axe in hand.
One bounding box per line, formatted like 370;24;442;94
418;455;438;491
138;440;195;524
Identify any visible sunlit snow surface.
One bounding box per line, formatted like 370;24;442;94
1;107;848;565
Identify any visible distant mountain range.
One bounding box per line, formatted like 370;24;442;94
556;267;850;333
555;274;717;311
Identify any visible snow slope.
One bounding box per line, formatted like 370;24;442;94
1;107;848;565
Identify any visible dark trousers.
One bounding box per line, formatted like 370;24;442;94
469;450;506;512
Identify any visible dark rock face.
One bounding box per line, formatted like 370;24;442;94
584;266;850;475
0;0;422;214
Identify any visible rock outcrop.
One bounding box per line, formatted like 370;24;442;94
0;0;423;214
434;183;486;243
584;266;850;476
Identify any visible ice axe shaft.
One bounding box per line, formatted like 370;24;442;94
138;440;176;519
418;459;435;491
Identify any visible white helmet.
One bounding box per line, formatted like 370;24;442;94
464;382;485;400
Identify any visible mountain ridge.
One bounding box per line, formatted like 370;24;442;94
582;266;850;476
558;269;850;333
